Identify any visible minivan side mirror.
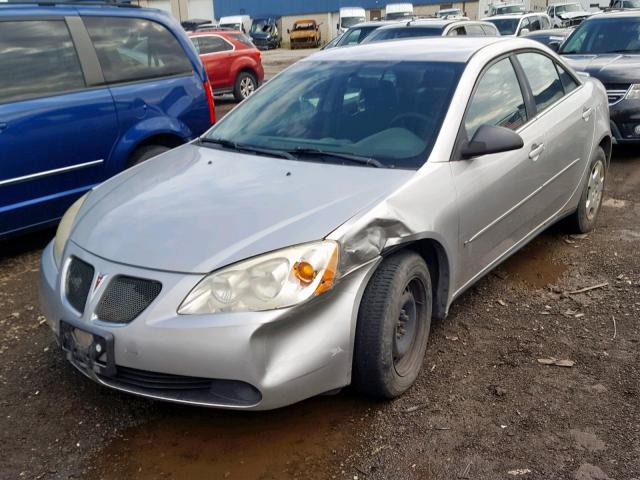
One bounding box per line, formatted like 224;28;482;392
519;27;530;36
548;40;561;52
460;124;524;159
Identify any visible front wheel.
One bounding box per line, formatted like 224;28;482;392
353;251;432;399
233;71;257;102
566;146;606;233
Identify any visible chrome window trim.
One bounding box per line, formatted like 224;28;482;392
0;159;103;188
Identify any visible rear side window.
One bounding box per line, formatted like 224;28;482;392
0;20;85;103
193;35;233;54
230;33;255;48
465;58;527;138
83;16;192;84
556;63;579;94
517;52;565;113
466;24;486;36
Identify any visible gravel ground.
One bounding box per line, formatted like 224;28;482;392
1;48;639;480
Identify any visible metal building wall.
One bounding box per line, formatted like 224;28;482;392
215;0;444;18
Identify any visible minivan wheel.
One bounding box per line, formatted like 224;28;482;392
233;72;257;102
353;251;432;399
566;147;606;233
128;145;171;167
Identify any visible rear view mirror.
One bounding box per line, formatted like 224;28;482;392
460;125;524;159
548;40;561;52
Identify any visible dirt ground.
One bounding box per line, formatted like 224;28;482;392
1;49;639;480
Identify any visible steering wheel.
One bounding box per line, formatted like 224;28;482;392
390;112;433;138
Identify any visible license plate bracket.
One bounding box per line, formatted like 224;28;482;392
60;319;116;377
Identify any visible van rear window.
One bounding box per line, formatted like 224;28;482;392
230;33;256;48
83;16;193;84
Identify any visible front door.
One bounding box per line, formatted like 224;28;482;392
450;57;545;291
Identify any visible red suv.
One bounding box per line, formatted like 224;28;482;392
189;29;264;102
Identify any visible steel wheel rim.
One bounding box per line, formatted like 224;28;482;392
393;277;426;377
585;160;605;221
240;77;255;98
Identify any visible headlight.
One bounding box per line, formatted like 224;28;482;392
53;193;88;268
626;84;640;100
178;240;339;314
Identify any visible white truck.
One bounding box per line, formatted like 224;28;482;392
384;3;414;20
337;7;367;34
546;2;594;27
218;15;252;33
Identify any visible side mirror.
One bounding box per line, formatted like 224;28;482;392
519;27;530;36
460;125;524;159
548;40;561;52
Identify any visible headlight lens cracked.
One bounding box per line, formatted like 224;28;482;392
178;240;339;314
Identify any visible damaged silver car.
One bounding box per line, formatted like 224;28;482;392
40;37;611;409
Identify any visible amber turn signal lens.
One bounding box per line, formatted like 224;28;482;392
314;246;338;295
293;261;316;284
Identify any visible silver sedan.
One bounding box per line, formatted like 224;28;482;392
40;37;611;409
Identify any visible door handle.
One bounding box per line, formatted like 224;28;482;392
529;143;545;160
582;107;592;121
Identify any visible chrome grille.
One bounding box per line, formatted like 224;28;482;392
95;276;161;323
606;85;629;105
65;257;94;314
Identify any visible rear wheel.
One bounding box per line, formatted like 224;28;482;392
233;71;257;102
566;147;606;233
353;251;432;399
128;144;171;167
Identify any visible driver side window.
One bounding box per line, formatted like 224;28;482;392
464;58;527;138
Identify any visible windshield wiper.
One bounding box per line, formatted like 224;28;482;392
290;147;384;168
200;137;296;160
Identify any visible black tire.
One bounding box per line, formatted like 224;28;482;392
128;144;171;167
233;71;257;102
353;251;432;399
565;146;606;233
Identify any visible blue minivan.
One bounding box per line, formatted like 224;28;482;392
0;1;215;238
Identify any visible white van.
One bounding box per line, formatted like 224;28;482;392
338;6;367;33
219;15;252;33
384;3;414;20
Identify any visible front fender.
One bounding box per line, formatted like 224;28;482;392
108;117;193;174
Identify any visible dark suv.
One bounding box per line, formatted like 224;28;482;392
0;1;215;238
560;10;640;143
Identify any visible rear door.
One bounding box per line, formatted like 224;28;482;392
0;17;117;236
514;51;594;219
451;56;545;289
192;34;235;90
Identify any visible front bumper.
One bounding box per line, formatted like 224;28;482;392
610;97;640;144
39;241;379;410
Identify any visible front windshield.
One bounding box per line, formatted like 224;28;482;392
250;20;270;33
623;0;640;7
337;26;379;46
364;26;444;42
560;17;640;54
385;12;412;19
205;60;464;169
487;18;519;35
341;16;366;28
556;4;581;13
438;9;462;17
294;23;316;30
496;5;525;14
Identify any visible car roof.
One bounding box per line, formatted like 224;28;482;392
588;9;640;18
350;20;402;28
488;12;543;19
307;36;510;63
374;18;479;29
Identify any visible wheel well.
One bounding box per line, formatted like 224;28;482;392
126;134;185;168
238;67;257;81
599;135;612;166
384;239;451;320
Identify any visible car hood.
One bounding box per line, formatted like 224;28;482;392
71;144;414;274
562;54;640;84
558;11;590;19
